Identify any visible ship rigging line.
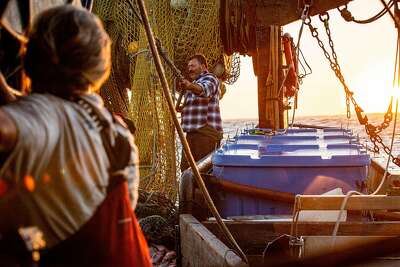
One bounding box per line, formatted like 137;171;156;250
374;31;400;195
289;3;310;128
291;96;399;238
136;0;248;263
338;1;394;24
332;98;399;237
333;38;400;234
331;33;400;236
298;48;312;80
379;0;400;29
293;9;400;238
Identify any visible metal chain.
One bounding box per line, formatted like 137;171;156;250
305;15;400;166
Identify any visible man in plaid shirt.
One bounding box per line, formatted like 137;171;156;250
178;54;223;171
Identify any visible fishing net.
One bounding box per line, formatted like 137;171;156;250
93;0;240;204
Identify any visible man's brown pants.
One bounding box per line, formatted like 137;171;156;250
180;130;221;172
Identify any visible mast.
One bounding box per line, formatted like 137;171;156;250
226;0;352;129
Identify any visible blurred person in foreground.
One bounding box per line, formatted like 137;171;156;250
0;5;152;267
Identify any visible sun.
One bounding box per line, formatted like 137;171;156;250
351;67;395;114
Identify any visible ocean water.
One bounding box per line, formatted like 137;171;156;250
222;113;400;169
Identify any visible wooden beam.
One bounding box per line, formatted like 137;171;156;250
255;25;270;128
267;25;281;130
180;214;248;267
204;220;400;249
257;76;269;128
297;195;400;211
253;0;352;26
302;236;392;257
368;158;400;194
269;235;400;267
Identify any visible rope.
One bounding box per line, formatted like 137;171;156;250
289;4;310;128
290;195;301;238
331;19;400;237
379;0;400;28
291;99;399;238
298;48;312;81
136;0;248;263
332;99;398;237
374;99;398;195
338;1;394;24
332;190;361;237
277;68;291;98
370;32;400;195
290;99;297;128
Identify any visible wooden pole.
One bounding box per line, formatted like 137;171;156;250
136;0;248;263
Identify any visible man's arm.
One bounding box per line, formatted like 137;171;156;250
0;109;17;151
194;74;219;98
179;79;203;95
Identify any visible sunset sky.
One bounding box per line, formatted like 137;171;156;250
221;1;399;119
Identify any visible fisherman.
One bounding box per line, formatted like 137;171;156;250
178;54;223;171
0;5;151;267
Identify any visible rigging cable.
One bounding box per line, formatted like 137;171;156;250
297;48;312;81
380;0;400;28
290;3;310;127
338;1;394;24
332;98;398;237
332;27;400;237
292;0;400;242
305;13;399;165
375;25;400;194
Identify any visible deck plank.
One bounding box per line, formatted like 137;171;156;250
180;214;248;267
297;195;400;211
203;220;400;249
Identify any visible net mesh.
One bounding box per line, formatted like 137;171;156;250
93;0;240;203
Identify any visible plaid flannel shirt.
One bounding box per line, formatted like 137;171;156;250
181;71;222;132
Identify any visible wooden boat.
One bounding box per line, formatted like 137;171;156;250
177;1;400;266
3;1;400;266
179;154;400;267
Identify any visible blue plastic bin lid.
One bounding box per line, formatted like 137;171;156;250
212;143;370;167
244;127;352;136
234;134;355;146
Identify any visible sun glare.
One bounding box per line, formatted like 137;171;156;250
351;67;395;113
391;86;400;99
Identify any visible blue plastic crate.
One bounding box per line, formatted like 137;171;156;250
212;130;370;217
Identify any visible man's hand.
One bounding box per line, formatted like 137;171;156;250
176;105;183;113
178;79;203;95
177;79;191;93
179;79;192;90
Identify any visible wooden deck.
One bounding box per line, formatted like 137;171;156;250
179;156;400;266
181;214;400;267
180;214;247;267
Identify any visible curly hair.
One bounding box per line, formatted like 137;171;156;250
24;5;111;99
